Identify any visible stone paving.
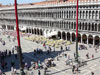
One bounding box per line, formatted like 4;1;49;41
0;30;100;75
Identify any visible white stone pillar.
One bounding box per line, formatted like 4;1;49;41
93;37;95;46
87;38;88;44
6;25;8;30
70;33;72;42
90;24;92;31
81;36;82;43
31;28;33;34
25;28;27;33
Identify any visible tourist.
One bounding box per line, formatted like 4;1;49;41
66;46;68;51
91;72;94;75
68;55;70;60
0;69;2;75
53;47;55;52
38;70;41;75
12;49;14;55
61;46;63;51
95;48;98;53
72;65;75;74
92;54;94;59
86;53;89;59
1;61;5;69
31;72;34;75
68;46;70;50
74;53;76;58
9;51;11;57
15;54;17;59
24;62;28;69
14;68;17;74
11;60;15;67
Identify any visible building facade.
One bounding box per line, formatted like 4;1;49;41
0;0;100;46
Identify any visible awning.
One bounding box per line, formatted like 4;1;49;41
44;31;58;38
20;27;26;31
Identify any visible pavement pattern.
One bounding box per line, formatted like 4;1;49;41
0;30;100;75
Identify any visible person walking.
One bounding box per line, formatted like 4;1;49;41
11;60;15;67
95;48;98;53
0;69;2;75
91;72;94;75
15;54;17;59
86;53;89;59
72;65;75;74
31;72;34;75
92;54;94;59
38;70;41;75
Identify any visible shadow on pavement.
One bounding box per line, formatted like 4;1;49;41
0;50;63;73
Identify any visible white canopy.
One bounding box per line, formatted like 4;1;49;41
44;31;58;38
20;27;26;31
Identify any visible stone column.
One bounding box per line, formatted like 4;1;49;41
90;24;92;31
87;38;89;44
6;25;8;30
93;37;95;46
81;36;82;43
31;28;33;34
25;28;27;33
70;33;72;42
99;38;100;46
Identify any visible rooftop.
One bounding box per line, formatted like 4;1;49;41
0;0;99;8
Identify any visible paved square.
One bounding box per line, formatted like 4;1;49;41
0;30;100;75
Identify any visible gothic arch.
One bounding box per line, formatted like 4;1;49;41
78;34;81;43
32;29;34;34
40;29;43;35
85;23;87;30
26;28;28;33
67;32;70;41
29;28;31;33
94;36;99;45
72;33;75;42
88;35;93;44
82;34;87;44
58;31;61;39
34;28;36;34
92;23;94;31
37;29;39;35
62;32;66;40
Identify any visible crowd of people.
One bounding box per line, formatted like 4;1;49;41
0;30;99;75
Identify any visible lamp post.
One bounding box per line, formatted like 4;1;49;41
14;0;25;75
76;0;79;63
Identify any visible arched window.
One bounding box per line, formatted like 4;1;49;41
74;22;76;29
86;11;88;19
85;23;87;30
80;11;82;19
88;23;91;31
83;11;85;19
95;24;97;31
95;11;98;19
74;11;76;19
82;23;84;30
89;11;91;19
92;23;94;31
92;11;95;19
98;24;100;31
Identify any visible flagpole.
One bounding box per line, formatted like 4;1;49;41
14;0;25;75
76;0;79;63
